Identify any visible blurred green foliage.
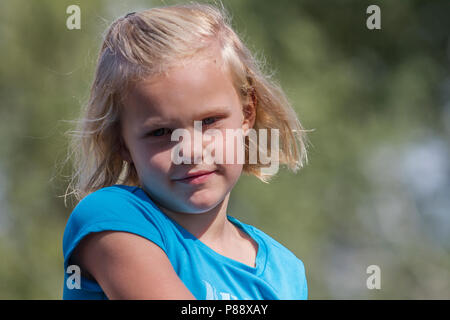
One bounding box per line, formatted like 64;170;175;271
0;0;449;299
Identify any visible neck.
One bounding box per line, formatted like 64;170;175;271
148;191;235;244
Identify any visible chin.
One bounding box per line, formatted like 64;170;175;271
184;188;225;213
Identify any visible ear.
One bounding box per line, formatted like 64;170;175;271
242;88;257;136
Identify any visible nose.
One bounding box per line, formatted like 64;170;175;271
172;122;205;165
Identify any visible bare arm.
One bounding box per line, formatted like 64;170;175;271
71;231;196;300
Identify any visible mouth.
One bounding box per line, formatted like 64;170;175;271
174;170;217;184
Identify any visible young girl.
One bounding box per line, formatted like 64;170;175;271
62;2;309;300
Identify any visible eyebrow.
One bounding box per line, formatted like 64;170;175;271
140;105;232;129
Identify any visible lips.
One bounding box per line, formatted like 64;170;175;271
175;170;216;181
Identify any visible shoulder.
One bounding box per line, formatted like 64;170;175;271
247;221;307;297
64;185;137;235
72;184;141;213
228;216;308;299
65;184;165;227
62;184;168;264
240;219;306;270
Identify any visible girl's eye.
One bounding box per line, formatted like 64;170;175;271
149;128;172;137
203;117;218;126
147;117;220;138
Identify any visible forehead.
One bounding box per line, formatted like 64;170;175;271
121;56;240;126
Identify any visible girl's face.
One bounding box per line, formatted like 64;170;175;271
120;55;254;214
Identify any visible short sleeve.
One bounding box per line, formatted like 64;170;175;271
62;186;168;293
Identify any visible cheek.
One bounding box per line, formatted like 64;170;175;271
217;162;243;191
222;130;246;166
222;162;243;177
149;152;171;171
134;144;172;177
215;127;245;180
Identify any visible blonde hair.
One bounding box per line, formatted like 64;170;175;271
62;1;310;206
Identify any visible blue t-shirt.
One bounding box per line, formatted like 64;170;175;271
62;184;307;300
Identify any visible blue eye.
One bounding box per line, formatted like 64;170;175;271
147;117;219;138
149;128;172;137
203;117;218;126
